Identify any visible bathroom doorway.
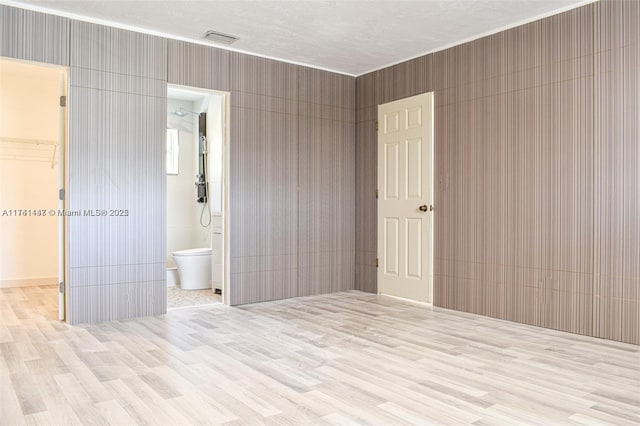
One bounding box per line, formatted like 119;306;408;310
0;58;68;320
166;84;229;309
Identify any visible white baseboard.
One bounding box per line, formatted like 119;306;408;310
0;277;58;289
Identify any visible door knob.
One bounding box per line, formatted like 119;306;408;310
419;205;428;212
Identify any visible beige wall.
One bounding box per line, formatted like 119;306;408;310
0;60;60;283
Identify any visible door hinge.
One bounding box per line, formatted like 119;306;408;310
375;189;379;199
59;282;64;293
59;189;65;201
59;95;67;107
375;121;379;131
376;258;379;268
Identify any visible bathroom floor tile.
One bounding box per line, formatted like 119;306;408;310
167;286;221;309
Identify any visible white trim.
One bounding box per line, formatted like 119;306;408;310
165;83;232;307
357;0;599;76
1;0;596;77
379;293;433;308
0;0;356;77
58;66;67;321
222;90;231;306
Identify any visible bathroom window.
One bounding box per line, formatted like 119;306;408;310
166;128;179;175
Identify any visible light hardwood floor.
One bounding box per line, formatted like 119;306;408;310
1;285;639;425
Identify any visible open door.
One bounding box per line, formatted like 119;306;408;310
377;92;434;303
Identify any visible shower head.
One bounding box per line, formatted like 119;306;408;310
172;108;199;117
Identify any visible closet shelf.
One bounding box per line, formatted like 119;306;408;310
0;137;58;168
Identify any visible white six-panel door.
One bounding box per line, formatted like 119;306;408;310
377;93;433;302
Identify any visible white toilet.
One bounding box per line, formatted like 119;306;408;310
172;247;212;290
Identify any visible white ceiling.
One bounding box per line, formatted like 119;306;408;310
6;0;595;76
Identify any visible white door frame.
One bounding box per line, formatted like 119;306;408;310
165;84;231;306
59;67;68;321
377;92;434;303
222;91;231;306
0;57;68;320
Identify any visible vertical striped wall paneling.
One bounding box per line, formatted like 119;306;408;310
297;68;356;298
355;0;639;345
1;7;170;323
0;5;69;65
229;53;301;304
1;1;637;344
592;0;639;344
67;21;168;323
1;5;356;321
168;46;356;305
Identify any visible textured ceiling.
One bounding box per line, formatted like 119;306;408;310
6;0;595;76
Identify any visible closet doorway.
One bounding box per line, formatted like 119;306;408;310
0;58;68;320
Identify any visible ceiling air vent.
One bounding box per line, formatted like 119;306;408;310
202;30;239;45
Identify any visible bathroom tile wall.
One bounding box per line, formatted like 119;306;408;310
355;0;639;344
